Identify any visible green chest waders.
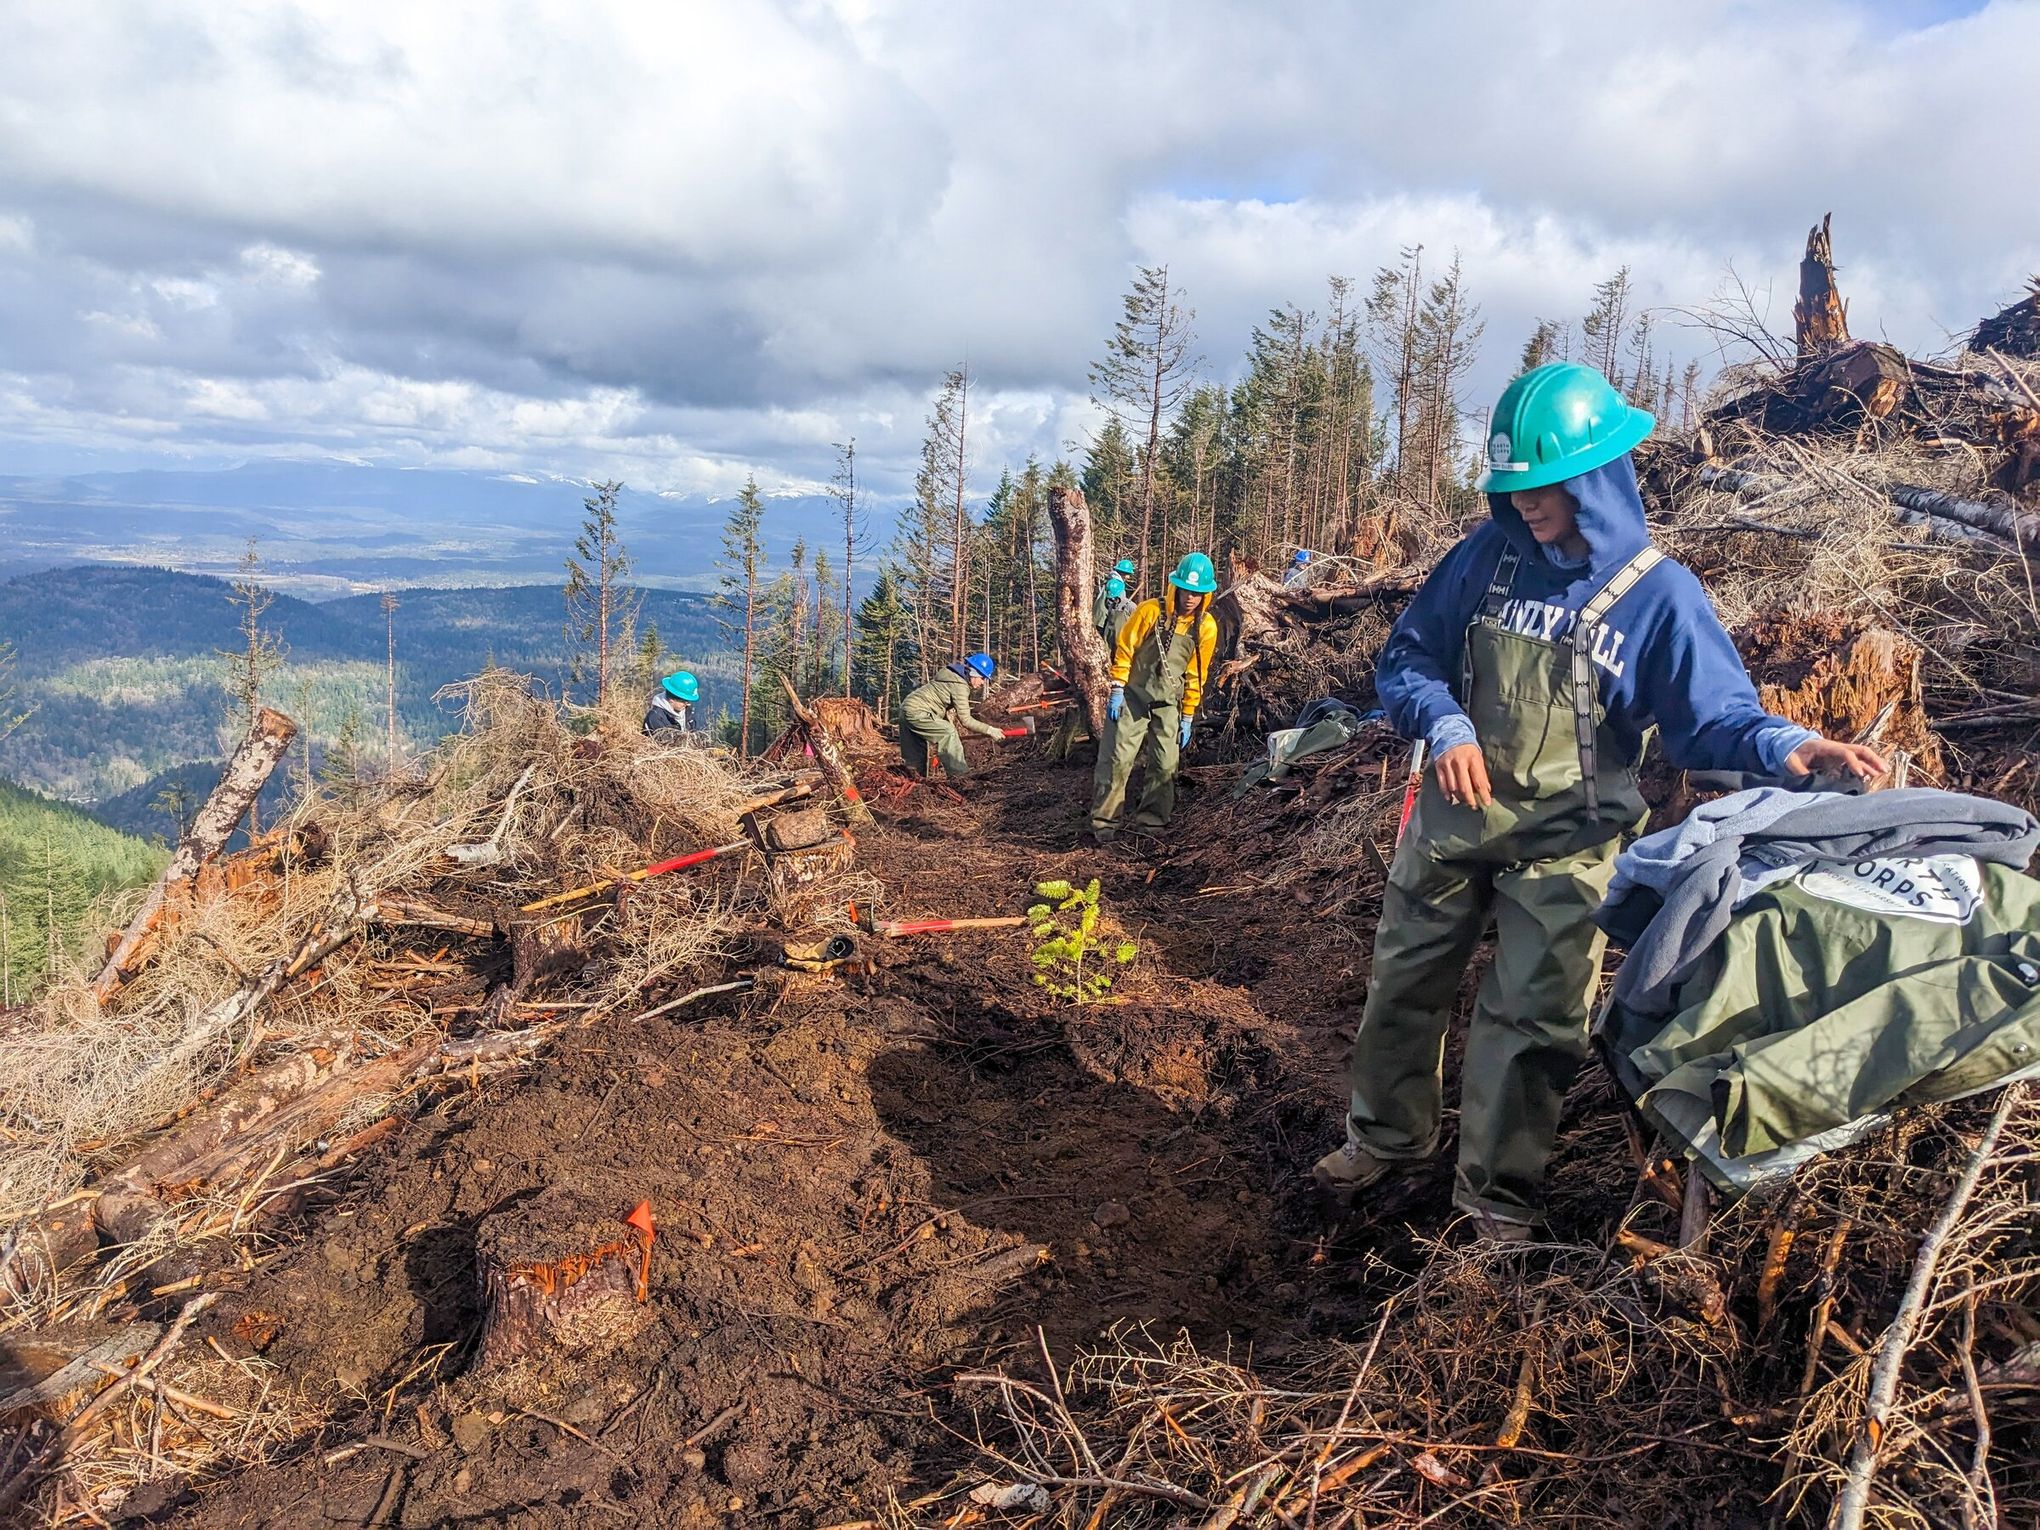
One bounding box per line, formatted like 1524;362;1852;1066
1090;614;1202;834
1342;546;1661;1224
900;673;975;779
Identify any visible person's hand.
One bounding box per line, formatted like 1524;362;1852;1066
1785;737;1888;782
1435;743;1493;810
1179;716;1193;749
1107;685;1125;722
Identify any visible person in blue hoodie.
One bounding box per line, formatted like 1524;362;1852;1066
1311;363;1886;1239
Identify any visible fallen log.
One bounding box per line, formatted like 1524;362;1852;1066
94;708;299;1007
1697;465;2039;558
1046;485;1111;742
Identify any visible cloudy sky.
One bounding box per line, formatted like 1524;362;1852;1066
1;0;2035;500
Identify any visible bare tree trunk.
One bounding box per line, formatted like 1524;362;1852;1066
777;674;873;826
949;373;971;659
93;708;298;1007
740;566;756;757
383;591;399;774
1794;212;1851;357
1047;485;1111;739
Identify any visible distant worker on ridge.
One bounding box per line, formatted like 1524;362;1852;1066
898;652;1004;781
1088;552;1218;844
644;670;699;737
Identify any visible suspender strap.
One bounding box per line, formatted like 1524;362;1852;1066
1461;550;1521;699
1569;546;1662;812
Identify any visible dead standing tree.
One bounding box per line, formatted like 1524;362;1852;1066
1047;484;1111;741
1794;213;1851;356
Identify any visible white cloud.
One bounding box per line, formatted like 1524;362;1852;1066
0;0;2035;497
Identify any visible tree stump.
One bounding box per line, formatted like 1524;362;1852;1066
476;1190;654;1370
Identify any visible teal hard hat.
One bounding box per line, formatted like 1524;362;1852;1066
1167;552;1217;596
1113;558;1137;578
661;670;700;703
1104;576;1126;600
1477;363;1654;493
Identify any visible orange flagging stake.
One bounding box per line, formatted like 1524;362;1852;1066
507;1199;656;1304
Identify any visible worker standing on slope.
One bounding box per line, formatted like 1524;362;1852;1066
1311;363;1886;1241
1088;553;1219;843
644;670;699;738
1097;575;1135;646
899;652;1004;780
1092;557;1139;634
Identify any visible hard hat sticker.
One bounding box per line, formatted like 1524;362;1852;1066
1798;854;1983;925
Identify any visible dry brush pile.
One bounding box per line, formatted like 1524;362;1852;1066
0;669;831;1518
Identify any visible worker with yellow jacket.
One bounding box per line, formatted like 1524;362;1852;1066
1088;553;1219;842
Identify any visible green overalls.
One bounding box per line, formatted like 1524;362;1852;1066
899;670;999;779
1345;546;1659;1224
1090;611;1204;834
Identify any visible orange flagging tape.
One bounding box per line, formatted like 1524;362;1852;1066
508;1200;656;1304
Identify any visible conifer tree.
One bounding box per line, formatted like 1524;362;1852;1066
715;478;767;756
1091;264;1198;586
830;439;867;696
563;480;636;707
852;569;911;722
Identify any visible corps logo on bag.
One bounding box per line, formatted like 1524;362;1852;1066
1798;854;1984;925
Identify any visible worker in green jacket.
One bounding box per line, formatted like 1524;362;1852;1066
1088;553;1219;843
1311;363;1884;1241
1092;558;1138;634
899;652;1003;779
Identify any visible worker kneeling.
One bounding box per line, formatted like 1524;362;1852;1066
1313;364;1886;1242
899;652;1002;779
1088;552;1218;843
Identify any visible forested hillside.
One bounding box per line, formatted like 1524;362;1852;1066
0;565;733;811
0;777;163;1002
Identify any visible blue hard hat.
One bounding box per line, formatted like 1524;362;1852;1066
964;652;996;680
1292;549;1312;564
1113;558;1137;578
661;670;700;703
1105;576;1126;600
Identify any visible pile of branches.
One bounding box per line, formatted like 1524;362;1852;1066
945;1088;2038;1529
0;670;838;1518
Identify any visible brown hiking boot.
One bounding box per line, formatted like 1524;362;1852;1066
1311;1141;1395;1214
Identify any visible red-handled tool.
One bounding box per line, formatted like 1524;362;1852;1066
519;840;750;913
999;717;1038;740
1393;738;1428;846
874;915;1029;938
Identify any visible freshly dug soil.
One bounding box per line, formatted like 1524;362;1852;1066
149;739;1609;1528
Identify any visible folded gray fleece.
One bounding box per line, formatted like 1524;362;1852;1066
1598;786;2040;1015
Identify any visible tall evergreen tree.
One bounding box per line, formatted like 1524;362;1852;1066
1091;264;1199;586
852;569;912;722
715;479;767;756
563;479;635;707
830;438;867;697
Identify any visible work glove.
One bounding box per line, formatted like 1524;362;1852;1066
1107;685;1124;722
1178;716;1193;748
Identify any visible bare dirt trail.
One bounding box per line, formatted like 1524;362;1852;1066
159;740;1450;1528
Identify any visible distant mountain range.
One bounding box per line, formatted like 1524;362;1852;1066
0;460;887;596
0;565;745;834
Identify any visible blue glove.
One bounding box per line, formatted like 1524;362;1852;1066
1107;685;1124;722
1179;716;1193;748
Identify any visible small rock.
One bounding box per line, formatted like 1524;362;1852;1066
1234;1189;1254;1205
1092;1200;1131;1229
1273;1282;1301;1303
680;1448;707;1472
452;1467;472;1495
451;1413;492;1453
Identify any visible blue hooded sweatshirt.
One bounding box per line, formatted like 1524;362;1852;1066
1376;454;1814;777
